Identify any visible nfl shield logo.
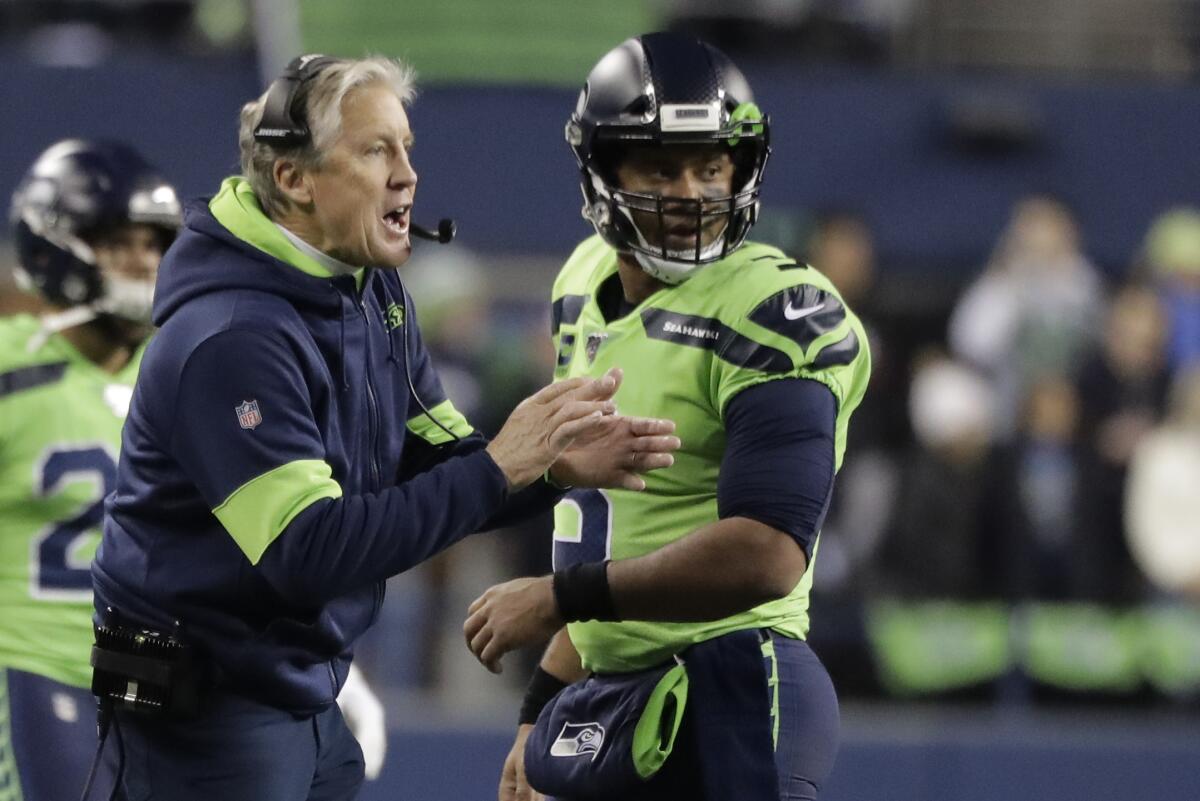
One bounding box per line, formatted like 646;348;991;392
236;400;262;430
585;332;608;365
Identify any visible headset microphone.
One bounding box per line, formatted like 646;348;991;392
410;218;456;244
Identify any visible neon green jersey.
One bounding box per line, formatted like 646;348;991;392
551;237;871;673
0;315;143;688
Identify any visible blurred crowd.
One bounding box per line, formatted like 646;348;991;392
808;197;1200;705
340;198;1200;712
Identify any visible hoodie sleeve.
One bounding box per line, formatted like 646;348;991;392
396;303;565;528
170;327;509;605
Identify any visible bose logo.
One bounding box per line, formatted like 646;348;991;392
255;128;292;137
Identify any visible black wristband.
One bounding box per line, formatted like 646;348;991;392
519;666;568;725
552;561;619;623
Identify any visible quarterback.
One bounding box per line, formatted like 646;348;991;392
465;33;871;800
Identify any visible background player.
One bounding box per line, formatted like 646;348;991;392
1;138;392;800
463;32;871;800
0;139;179;800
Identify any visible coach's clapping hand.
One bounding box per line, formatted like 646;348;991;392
549;401;680;491
486;370;622;490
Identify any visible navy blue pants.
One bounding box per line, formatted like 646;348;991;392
110;690;364;801
548;633;840;801
771;635;841;800
1;667;114;801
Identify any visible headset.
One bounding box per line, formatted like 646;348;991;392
253;54;457;245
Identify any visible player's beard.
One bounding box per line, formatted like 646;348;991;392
93;313;152;350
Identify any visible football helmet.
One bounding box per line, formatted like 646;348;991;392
9;139;180;322
566;32;770;283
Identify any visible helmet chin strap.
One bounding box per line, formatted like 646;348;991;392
93;275;155;324
625;210;730;285
27;307;98;353
633;247;710;285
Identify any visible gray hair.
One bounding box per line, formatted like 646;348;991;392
238;56;417;218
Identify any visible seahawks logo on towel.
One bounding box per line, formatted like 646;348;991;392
550;721;605;761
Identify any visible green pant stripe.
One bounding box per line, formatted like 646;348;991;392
761;636;780;749
0;671;24;801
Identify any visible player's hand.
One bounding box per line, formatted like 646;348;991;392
337;663;387;780
486;370;621;490
549;414;680;491
499;724;541;801
464;576;561;674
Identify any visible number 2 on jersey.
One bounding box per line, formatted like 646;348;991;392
31;446;117;599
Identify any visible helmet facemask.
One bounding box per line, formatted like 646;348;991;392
581;128;766;283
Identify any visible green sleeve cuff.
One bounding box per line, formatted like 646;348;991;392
406;398;474;445
213;459;343;564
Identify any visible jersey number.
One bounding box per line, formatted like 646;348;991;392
31;446;117;600
552;488;613;570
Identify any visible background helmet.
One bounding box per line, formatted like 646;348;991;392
565;31;770;283
9;139;181;313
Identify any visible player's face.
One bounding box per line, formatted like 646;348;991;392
306;83;417;269
614;144;735;253
92;223;163;285
90;222;164;342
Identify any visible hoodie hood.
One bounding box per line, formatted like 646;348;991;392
152;177;363;326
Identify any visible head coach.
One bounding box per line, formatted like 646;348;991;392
89;55;679;801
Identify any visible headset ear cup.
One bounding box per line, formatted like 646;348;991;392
253;55;345;147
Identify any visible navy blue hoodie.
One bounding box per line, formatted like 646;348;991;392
93;179;555;713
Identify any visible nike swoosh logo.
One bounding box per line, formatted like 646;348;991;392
783;302;824;320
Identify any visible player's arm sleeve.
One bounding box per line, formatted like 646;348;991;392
717;378;837;560
712;277;871;467
171;328;509;606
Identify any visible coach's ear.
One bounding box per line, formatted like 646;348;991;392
273;158;315;209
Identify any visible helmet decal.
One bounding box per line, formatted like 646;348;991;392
727;102;765;148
